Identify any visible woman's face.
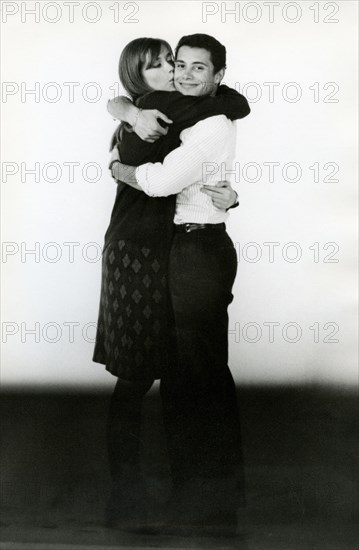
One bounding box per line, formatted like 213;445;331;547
142;45;175;92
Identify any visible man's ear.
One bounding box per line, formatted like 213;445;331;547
214;68;225;85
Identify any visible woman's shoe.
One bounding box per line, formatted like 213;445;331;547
105;477;150;533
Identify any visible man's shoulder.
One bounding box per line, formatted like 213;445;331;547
188;114;234;136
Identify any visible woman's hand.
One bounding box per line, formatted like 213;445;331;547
200;181;238;210
133;109;173;143
107;97;173;143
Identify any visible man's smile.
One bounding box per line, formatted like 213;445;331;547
177;82;200;88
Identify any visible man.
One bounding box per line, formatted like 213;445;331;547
112;34;248;536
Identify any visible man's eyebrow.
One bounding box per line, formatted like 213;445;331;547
175;59;208;66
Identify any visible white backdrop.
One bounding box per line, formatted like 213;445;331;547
1;0;357;388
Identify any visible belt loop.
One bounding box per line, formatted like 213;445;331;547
185;223;191;233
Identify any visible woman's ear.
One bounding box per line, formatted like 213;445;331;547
214;67;225;84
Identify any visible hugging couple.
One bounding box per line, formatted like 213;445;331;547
93;33;250;537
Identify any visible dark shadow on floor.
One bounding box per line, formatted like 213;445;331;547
1;384;358;549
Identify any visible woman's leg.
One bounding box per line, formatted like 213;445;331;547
106;377;154;526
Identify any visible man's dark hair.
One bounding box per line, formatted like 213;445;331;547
175;34;226;74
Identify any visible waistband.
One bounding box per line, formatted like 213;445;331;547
174;223;226;233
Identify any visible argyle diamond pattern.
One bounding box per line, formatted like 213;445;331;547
93;240;170;380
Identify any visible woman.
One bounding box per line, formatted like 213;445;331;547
93;37;249;531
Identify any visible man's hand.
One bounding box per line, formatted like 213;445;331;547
134;109;173;143
200;181;238;210
111;161;141;190
108;147;120;171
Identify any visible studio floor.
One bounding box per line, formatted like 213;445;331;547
1;385;358;550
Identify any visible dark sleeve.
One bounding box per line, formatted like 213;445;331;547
137;86;250;133
215;84;251;119
118;87;250;166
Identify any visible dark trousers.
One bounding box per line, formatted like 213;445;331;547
160;227;244;523
106;227;244;526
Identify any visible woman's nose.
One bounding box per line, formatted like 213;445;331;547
165;60;174;73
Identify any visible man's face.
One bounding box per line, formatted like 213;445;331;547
174;46;224;96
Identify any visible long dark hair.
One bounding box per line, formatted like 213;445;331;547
119;37;172;101
111;37;173;149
